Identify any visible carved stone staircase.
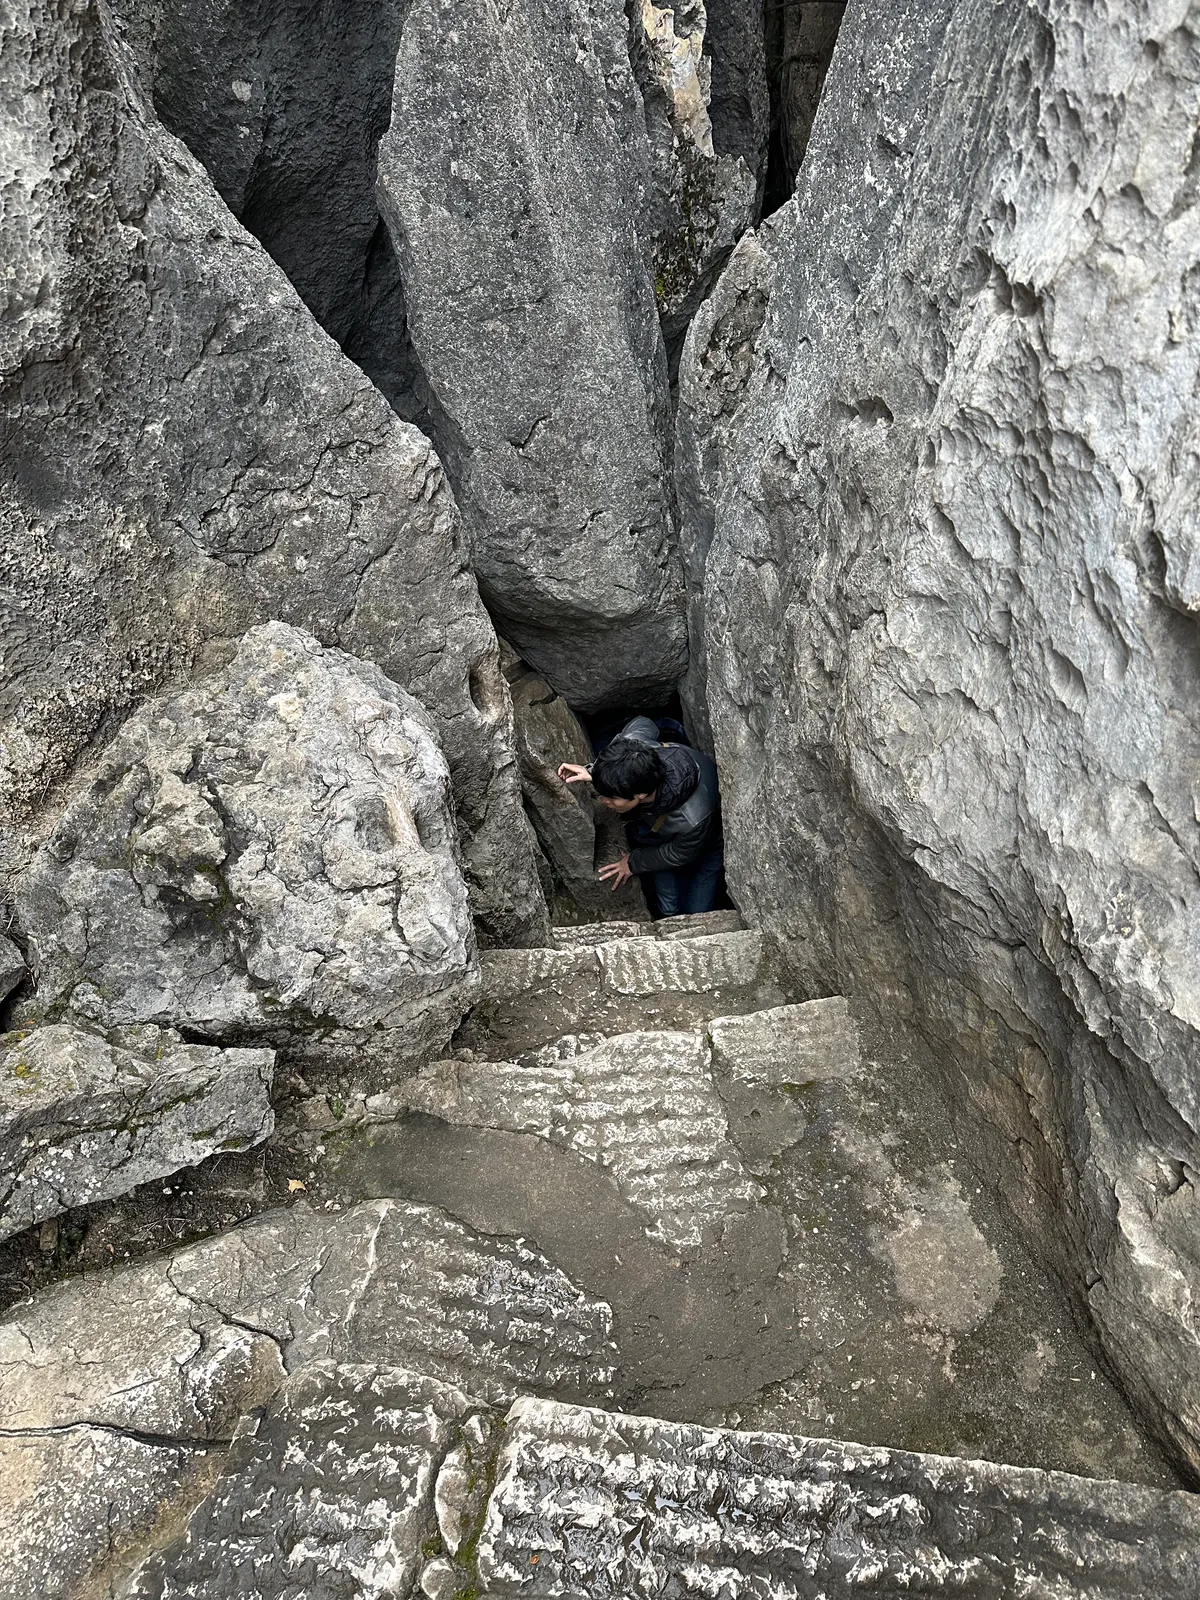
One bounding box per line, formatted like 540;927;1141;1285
1;913;1195;1598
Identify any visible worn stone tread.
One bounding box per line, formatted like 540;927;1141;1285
461;930;781;1056
477;1399;1200;1598
406;1030;763;1252
123;1362;480;1600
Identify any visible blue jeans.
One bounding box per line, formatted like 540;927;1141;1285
650;844;725;917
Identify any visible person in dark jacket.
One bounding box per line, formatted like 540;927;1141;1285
557;716;724;916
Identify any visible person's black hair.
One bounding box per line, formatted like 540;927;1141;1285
591;741;661;800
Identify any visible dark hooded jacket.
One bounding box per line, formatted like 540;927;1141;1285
601;717;722;874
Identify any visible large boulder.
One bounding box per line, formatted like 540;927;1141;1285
689;0;1200;1471
0;1022;273;1240
0;0;547;946
16;624;476;1071
108;0;428;422
376;0;690;709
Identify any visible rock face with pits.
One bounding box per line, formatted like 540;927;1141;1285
684;0;1200;1471
0;1023;273;1240
16;625;476;1071
0;0;545;946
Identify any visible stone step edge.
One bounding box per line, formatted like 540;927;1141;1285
287;997;858;1136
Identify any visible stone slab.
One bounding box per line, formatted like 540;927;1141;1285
0;1023;274;1241
478;1398;1200;1598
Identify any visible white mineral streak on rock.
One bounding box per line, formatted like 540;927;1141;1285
639;0;715;154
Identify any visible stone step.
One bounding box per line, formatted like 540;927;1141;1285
456;928;783;1057
122;1383;1200;1600
124;1360;487;1600
406;999;859;1259
478;1398;1200;1599
0;1199;615;1600
552;908;744;947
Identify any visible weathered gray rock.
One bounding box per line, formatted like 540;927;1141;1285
627;0;759;350
377;0;688;709
407;1029;763;1252
16;625;476;1071
108;0;433;427
479;1398;1200;1598
0;0;546;946
503;646;648;924
0;1198;614;1598
691;0;1200;1472
0;1426;211;1600
0;1198;614;1432
0;1022;273;1240
766;1;846;185
124;1362;483;1600
675;220;779;748
705;0;771;193
0;933;24;1003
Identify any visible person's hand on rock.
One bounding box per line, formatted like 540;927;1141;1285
557;762;592;784
599;854;632;890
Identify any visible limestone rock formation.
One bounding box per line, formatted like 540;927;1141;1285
502;644;649;923
377;0;688;708
0;0;546;946
480;1399;1200;1598
675;219;780;748
0;1197;615;1599
689;0;1200;1472
705;0;771;192
0;1022;273;1239
108;0;428;423
0;934;23;1003
766;1;846;186
628;0;760;350
15;625;476;1072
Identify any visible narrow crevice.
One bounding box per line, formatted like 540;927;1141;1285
763;0;847;212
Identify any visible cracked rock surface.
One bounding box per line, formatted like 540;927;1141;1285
16;624;476;1072
0;0;545;946
687;0;1200;1473
0;1197;614;1599
0;1022;273;1240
